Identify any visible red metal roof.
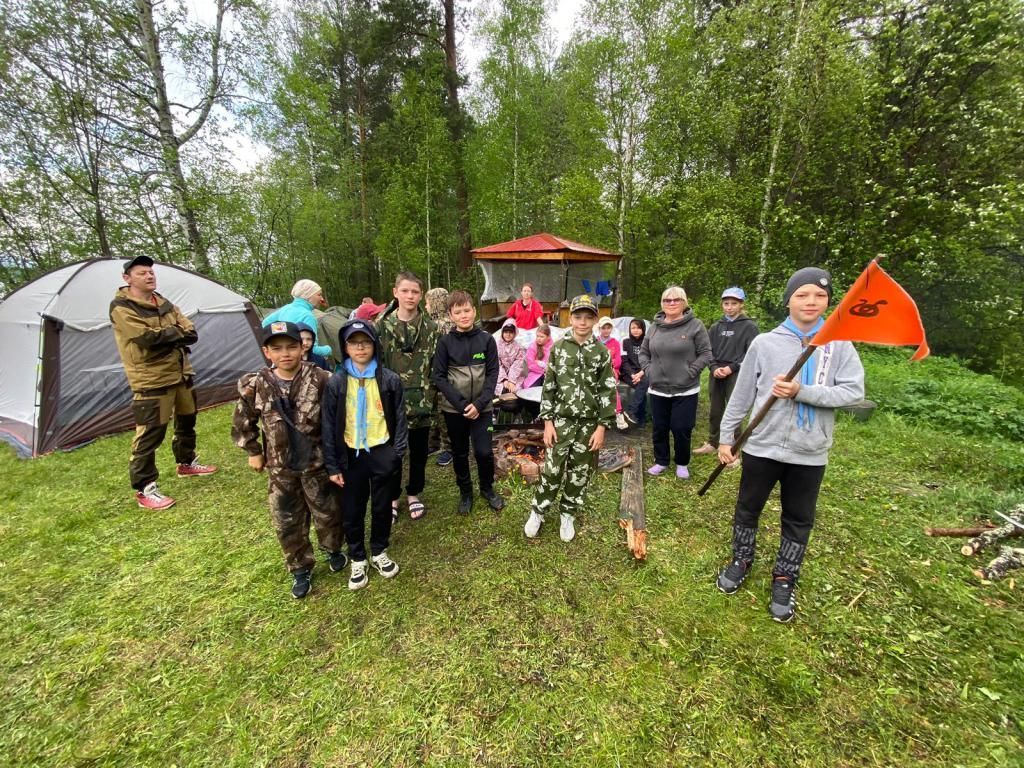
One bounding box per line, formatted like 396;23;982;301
472;233;619;257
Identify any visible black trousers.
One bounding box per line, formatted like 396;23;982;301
393;425;430;498
734;452;826;546
650;393;698;467
443;412;495;495
707;373;739;447
344;445;401;561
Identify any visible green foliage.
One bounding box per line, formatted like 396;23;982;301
863;347;1024;442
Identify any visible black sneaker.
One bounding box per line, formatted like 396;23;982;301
481;489;505;511
328;551;349;573
717;558;751;594
291;570;312;599
769;576;797;622
458;493;473;515
436;451;453;467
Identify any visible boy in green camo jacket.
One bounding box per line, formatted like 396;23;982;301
523;295;616;542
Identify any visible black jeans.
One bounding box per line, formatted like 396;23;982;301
734;452;826;546
443;412;495;496
649;393;698;467
708;373;739;447
393;425;430;498
624;378;649;425
344;444;401;561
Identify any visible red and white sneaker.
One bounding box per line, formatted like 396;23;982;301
136;482;176;510
176;458;218;477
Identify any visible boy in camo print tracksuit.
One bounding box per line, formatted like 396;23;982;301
523;295;616;542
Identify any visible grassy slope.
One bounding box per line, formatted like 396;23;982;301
1;351;1022;767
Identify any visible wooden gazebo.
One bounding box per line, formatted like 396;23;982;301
472;233;622;327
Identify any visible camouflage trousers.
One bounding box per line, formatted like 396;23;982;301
530;419;599;519
129;381;196;491
267;468;343;573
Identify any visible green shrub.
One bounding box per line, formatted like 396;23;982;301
862;347;1024;441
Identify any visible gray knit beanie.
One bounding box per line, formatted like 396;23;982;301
783;267;832;307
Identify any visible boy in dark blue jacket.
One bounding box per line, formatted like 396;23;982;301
430;290;503;516
322;319;408;590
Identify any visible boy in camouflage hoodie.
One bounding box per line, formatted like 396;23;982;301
232;321;346;599
376;272;439;520
523;295;616;542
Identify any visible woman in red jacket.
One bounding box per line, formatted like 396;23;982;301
506;282;544;330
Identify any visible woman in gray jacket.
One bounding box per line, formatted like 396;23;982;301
638;286;713;479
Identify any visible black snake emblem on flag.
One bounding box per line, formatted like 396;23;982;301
849;298;888;318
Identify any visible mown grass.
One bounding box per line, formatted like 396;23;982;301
1;350;1022;766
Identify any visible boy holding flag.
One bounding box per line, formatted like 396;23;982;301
715;268;865;622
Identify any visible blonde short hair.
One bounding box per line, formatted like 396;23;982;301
661;285;688;303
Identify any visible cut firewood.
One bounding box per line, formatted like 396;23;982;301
961;505;1024;556
976;546;1024;581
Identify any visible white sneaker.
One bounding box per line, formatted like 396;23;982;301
349;560;368;590
371;551;399;578
559;513;576;542
524;511;544;538
615;412;628;430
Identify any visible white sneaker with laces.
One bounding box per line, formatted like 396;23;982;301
524;512;544;538
349;560;369;590
371;551;399;578
615;412;628;430
559;513;576;542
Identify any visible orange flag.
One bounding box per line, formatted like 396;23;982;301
812;260;930;360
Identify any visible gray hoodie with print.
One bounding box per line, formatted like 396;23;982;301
719;323;864;466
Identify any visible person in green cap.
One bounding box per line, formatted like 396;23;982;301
523;294;616;542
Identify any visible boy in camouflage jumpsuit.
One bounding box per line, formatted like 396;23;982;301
524;295;616;542
376;272;439;520
232;321;346;599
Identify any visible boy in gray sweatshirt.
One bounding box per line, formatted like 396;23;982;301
715;267;864;622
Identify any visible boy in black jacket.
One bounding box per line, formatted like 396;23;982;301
322;319;408;590
694;287;759;460
430;290;504;516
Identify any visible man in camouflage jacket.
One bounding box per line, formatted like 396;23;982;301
232;321;345;597
375;272;439;518
524;295;616;543
110;255;216;511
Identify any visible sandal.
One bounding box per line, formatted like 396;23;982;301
391;502;400;523
408;499;426;520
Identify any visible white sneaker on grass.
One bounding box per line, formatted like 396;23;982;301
524;512;544;538
559;513;576;542
615;412;628;430
349;560;368;591
371;551;399;578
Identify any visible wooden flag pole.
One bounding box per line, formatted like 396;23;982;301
697;344;816;497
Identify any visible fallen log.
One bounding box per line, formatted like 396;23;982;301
619;447;646;560
976;546;1024;581
925;526;996;537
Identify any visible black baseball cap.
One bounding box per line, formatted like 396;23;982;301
261;321;303;345
123;255;155;273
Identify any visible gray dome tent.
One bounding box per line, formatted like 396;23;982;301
0;259;265;457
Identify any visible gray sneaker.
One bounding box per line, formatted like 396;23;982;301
524;511;544;538
769;576;797;622
717;558;751;594
559;513;576;542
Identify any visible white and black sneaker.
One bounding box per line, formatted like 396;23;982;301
717;558;751;594
371;551;399;579
768;576;797;622
349;560;369;591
